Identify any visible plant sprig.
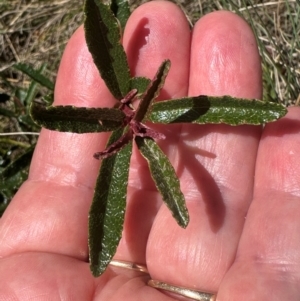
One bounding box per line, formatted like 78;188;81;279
30;0;287;277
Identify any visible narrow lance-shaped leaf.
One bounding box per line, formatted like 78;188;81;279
41;92;54;105
0;144;35;181
0;107;15;118
134;60;171;122
0;145;36;217
148;95;287;125
14;63;55;91
30;102;125;133
89;128;132;277
24;63;48;114
130;76;151;98
94;129;132;159
110;0;131;33
84;0;131;100
135;136;189;228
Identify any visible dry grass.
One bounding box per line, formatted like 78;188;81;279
0;0;299;149
0;0;299;104
0;0;84;88
179;0;300;105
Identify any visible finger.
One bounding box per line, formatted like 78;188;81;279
113;1;191;264
147;11;262;293
0;26;115;259
0;251;168;301
218;107;300;300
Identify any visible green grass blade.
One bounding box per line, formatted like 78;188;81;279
110;0;131;33
14;63;54;91
149;95;287;125
136;137;189;228
84;0;131;100
0;107;16;118
0;145;35;180
89;128;132;277
43;93;54;105
0;144;35;217
24;64;48;114
30;102;125;133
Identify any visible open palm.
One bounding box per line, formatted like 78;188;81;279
1;2;300;300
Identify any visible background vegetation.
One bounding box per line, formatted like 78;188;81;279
0;0;299;215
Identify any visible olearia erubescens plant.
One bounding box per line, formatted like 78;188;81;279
29;0;287;277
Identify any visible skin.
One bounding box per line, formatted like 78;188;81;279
1;1;300;300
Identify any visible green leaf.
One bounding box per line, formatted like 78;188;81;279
24;64;48;113
135;137;189;228
0;167;29;217
130;76;151;97
0;145;35;217
43;93;54;105
94;129;132;159
148;95;287;125
89;128;132;277
18;114;40;130
0;145;35;180
0;107;16;118
134;60;170;122
110;0;131;33
30;102;125;133
14;63;55;91
84;0;131;100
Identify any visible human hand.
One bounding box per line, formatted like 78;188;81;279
1;2;300;300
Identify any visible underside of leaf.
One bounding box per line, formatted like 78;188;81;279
134;60;171;122
148;95;287;125
30;102;125;133
94;129;133;159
